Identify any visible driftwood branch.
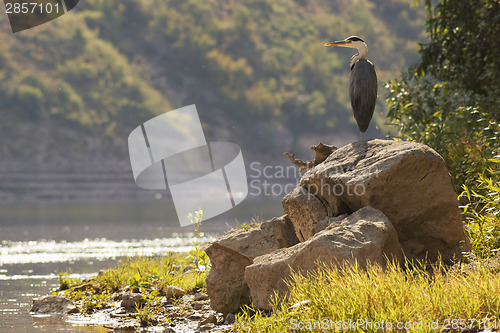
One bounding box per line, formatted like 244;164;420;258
283;152;311;173
284;142;337;173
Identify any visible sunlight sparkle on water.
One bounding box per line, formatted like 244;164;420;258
0;235;214;265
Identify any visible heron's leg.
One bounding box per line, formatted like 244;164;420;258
360;131;363;142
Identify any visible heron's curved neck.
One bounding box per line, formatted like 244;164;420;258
349;42;368;69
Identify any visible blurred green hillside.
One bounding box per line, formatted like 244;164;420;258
0;0;426;167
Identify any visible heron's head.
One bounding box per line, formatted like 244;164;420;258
324;36;366;49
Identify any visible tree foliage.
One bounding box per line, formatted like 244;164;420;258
0;12;171;148
386;0;500;257
0;0;426;158
387;0;500;189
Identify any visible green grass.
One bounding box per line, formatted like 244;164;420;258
97;255;206;293
236;259;500;332
58;254;207;315
461;171;500;259
136;290;162;326
80;292;112;314
234;216;265;231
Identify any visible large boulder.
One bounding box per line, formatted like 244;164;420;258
204;215;299;314
244;207;402;310
283;139;470;261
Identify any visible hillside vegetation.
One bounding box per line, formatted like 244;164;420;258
0;0;426;164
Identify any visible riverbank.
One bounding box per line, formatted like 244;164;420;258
35;254;233;332
35;253;500;333
0;231;208;332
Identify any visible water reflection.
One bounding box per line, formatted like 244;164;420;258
32;314;110;332
0;235;214;265
0;234;213;332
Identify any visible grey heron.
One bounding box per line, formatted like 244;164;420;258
325;36;377;141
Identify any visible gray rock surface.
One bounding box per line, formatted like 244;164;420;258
166;285;186;299
194;292;209;301
121;293;144;308
283;139;470;261
244;207;402;310
205;215;299;314
31;295;78;314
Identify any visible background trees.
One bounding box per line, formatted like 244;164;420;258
386;0;500;256
0;0;426;160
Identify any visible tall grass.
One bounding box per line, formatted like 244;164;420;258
236;260;500;332
460;158;500;258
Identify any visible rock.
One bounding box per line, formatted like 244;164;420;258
163;328;176;333
31;295;78;314
112;292;125;301
200;313;217;325
281;187;329;241
314;214;347;234
71;283;93;292
244;207;402;310
224;313;235;324
194;292;209;301
188;312;203;320
283;139;470;261
121;293;144;308
165;285;185;299
198;323;216;331
193;301;203;310
205;215;299;314
167;312;181;320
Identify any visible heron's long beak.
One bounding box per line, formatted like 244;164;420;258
324;40;350;47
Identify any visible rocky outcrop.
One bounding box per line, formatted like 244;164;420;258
283;187;348;241
283;139;470;261
205;139;471;312
204;215;299;314
244;207;401;310
31;295;78;314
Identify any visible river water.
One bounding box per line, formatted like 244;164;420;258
0;200;282;332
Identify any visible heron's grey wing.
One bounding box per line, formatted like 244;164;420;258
349;59;377;133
